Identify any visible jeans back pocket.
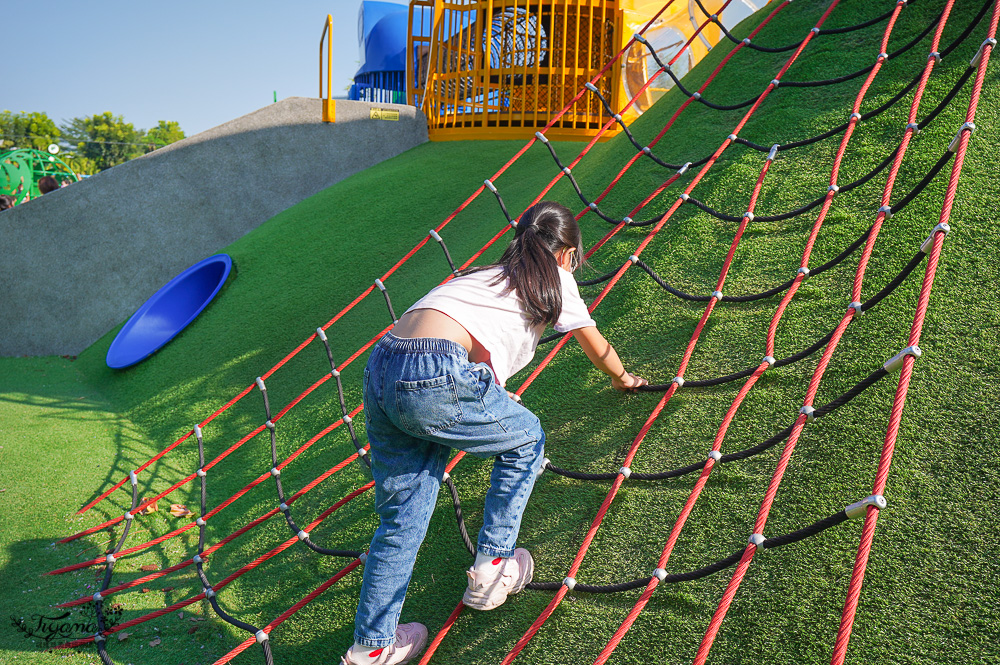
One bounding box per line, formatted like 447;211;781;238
395;374;463;435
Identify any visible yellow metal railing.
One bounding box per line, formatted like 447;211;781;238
320;14;336;122
409;0;621;142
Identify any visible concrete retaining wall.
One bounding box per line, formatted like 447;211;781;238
0;97;427;356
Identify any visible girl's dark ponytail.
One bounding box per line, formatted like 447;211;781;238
488;201;584;326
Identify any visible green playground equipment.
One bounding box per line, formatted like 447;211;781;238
0;147;80;204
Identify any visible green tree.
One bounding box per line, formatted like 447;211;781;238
143;120;185;152
60;112;144;171
0;110;60;151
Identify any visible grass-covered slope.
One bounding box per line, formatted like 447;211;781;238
2;0;998;663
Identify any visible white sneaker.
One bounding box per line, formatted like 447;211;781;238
341;623;428;665
462;548;534;611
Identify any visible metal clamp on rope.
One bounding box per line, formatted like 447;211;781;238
652;567;668;581
194;467;206;478
799;405;816;423
613;113;622;122
845;494;887;518
767;144;779;161
928;51;941;63
537;457;551;478
255;630;269;644
948;122;976;152
708;450;722;461
193;424;203;439
742;37;752;46
906;122;920;134
679;192;690;201
883;345;922;373
129;470;138;486
374;278;388;294
297;530;310;542
877;52;889;62
429;229;443;243
678;161;692;175
94;633;106;643
533;131;549;144
763;355;776;366
584;82;598;93
203;586;216;599
748;533;766;549
279;502;289;512
629;255;640;264
562;166;572;176
483;179;498;193
742;211;755;222
849;112;862;122
196;517;207;527
710;13;719;22
692;92;702;100
711;290;724;301
633;33;648;45
770;79;780;88
563;576;577;591
920;223;951;254
270;467;281;478
971;38;997;68
878;205;893;219
849;301;863;317
672;376;685;388
618;466;632;479
621;216;633;225
642;146;652;155
797;267;811;278
811;27;821;34
358;552;368;565
93;591;103;602
264;420;275;430
589;202;599;211
255;377;266;392
193;554;204;564
124;511;134;521
316;327;328;342
727;133;738;142
342;415;353;425
358;447;369;458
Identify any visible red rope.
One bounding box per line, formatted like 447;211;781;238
830;6;997;662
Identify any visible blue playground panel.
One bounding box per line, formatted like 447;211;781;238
106;254;233;369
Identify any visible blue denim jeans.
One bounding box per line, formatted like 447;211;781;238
354;333;546;648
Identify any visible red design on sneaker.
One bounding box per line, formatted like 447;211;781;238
341;623;428;665
463;548;534;611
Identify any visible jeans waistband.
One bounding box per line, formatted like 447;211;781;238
375;332;469;358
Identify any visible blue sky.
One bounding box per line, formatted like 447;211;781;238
5;1;404;137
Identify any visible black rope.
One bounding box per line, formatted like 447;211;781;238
547;59;967;230
256;378;363;558
586;0;984;186
317;331;372;470
546;362;887;486
699;0;903;53
445;475;477;556
375;279;398;323
430;230;460;276
92;469;139;665
525;507;851;592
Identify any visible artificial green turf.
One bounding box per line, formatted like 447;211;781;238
2;0;999;663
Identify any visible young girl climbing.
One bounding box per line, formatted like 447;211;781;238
341;200;647;665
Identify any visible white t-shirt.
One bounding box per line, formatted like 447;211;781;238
405;266;597;385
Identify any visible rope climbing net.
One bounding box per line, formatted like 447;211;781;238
44;1;996;663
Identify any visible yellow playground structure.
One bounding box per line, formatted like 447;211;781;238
405;0;767;141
